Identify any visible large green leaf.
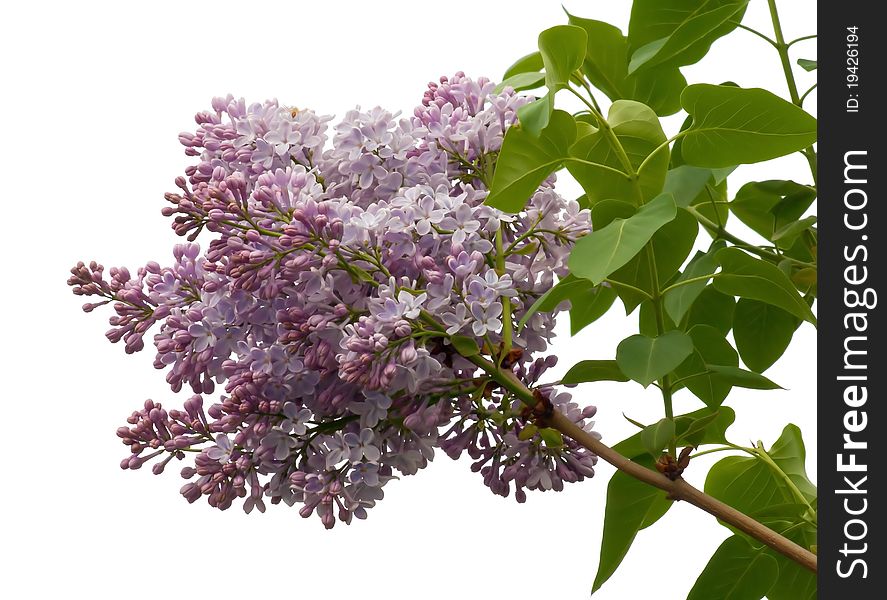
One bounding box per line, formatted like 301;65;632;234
664;241;725;323
628;1;749;70
608;207;699;313
566;13;686;116
486;110;576;212
567;100;670;206
767;424;816;502
569;193;677;285
766;523;818;600
706;431;817;600
687;535;778;600
628;0;750;74
516;93;555;137
562;360;628;384
673;324;737;408
706;425;816;522
663;165;715;207
512;26;587;137
684;285;735;335
705;436;817;600
616;330;694;387
733;299;800;372
731;180;817;247
680;84;818;167
539;25;587;90
713;248;817;324
593;457;673;592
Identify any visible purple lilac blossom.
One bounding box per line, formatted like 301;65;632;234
69;73;597;528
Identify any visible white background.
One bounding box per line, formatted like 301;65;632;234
1;1;816;598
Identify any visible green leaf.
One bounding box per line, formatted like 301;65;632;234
516;93;554;137
493;71;545;94
673;324;738;408
449;335;479;357
566;13;686;116
663;165;716;207
518;423;539;441
519;274;589;329
768;424;816;502
706;425;816;523
609;207;699;313
616;330;694;387
567;100;670;206
538;25;587;90
797;58;817;72
687;536;778;600
628;0;750;74
638;298;676;337
733;299;800;372
570;284;618;335
539;427;564;449
562;360;629;385
685;286;735;335
640;418;675;457
706;456;787;523
569;193;677;285
512;26;587;138
623;413;647;430
680;84;818;167
772;216;817;243
677;407;734;447
615;406;735;458
664;241;725;323
503;51;543;79
486;110;576;212
731;180;817;247
705;365;782;390
593;458;673;592
590;199;636;228
518;275;618;335
766;524;818;600
713;248;816;324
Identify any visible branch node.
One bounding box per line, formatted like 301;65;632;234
655;447;694;481
523;388;554;424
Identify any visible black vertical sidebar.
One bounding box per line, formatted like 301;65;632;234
818;2;884;598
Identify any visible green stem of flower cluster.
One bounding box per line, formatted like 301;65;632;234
495;227;513;363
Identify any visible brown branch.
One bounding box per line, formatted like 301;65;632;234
456;348;818;573
545;410;818;573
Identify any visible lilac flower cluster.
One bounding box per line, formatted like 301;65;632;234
69;73;598;527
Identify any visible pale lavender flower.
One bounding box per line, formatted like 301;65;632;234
72;74;597;527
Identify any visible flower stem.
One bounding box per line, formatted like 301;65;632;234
495;227;513;363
